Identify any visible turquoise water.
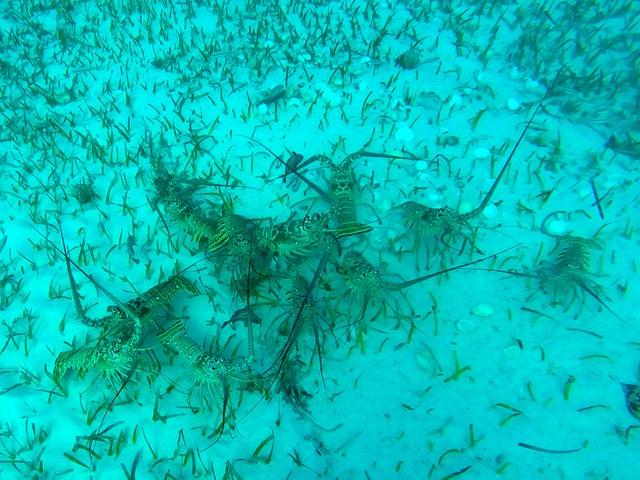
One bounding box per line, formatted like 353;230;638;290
1;1;638;479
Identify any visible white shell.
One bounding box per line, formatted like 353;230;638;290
456;318;476;332
546;219;568;236
428;192;443;203
482;204;498;219
458;201;473;214
473;147;491;159
526;78;540;91
415;160;428;171
448;94;462;106
472;303;495;317
394;123;415;143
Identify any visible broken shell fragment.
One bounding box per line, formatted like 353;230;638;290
395;49;421;69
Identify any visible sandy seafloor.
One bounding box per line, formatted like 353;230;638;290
1;0;639;479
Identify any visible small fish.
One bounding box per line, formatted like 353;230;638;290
621;382;640;420
257;84;286;106
126;234;140;264
221;307;261;329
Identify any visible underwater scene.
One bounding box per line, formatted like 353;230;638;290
1;0;639;478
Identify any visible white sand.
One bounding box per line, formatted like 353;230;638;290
0;1;638;479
